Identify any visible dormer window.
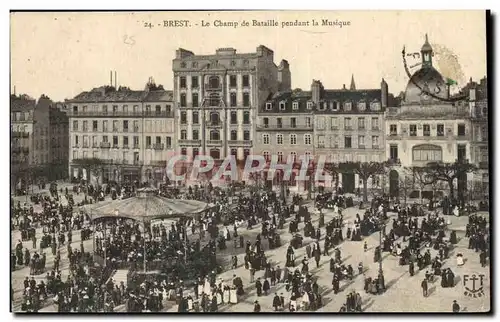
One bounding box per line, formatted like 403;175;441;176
358;102;366;111
371;102;381;111
331;102;339;111
192;62;198;68
344;102;352;111
292;101;299;110
307;101;313;110
279;101;286;111
318;102;326;111
265;102;273;110
181;62;187;68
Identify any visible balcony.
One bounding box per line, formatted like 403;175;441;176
123;128;129;133
178;139;201;146
228;140;252;147
206;122;222;128
358;145;365;149
386;158;401;166
122;159;129;165
66;111;174;118
82;144;89;148
92;143;99;148
389;132;398;136
205;83;222;91
423;131;431;136
153;143;164;150
100;142;111;149
207;140;223;146
150;160;167;167
146;145;152;149
133;160;143;166
344;126;353;130
317;144;325;148
123;145;130;149
371;127;380;131
256;124;313;131
112;145;120;149
372;145;380;149
133;127;139;133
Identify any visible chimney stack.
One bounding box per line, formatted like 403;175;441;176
110;71;113;87
115;71;117;88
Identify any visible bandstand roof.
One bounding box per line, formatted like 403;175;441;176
85;187;208;222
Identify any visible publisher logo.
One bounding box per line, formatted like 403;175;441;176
463;274;485;298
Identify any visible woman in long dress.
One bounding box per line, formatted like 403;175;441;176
223;286;230;304
229;286;238;304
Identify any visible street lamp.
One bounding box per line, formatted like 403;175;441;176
378;223;386;292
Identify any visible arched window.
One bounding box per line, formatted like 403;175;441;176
208;76;220;89
230;130;237;141
210;130;220;141
209;93;220;107
412;144;443;162
210;112;220;125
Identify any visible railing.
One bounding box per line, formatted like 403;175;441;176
358;145;365;149
228;140;252;146
123;128;129;133
133;160;143;166
133;144;140;149
150;160;167;167
386;158;401;166
389;132;398;136
372;145;379;149
153;143;164;150
178;140;201;145
204;84;222;91
12;132;29;138
112;145;120;149
207;140;223;146
371;127;380;131
123;145;129;149
344;126;353;130
206;122;222;128
122;159;129;165
100;142;111;148
256;124;313;130
67;111;174;118
423;131;431;136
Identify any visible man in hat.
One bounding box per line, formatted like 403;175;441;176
272;292;281;311
253;300;261;312
452;300;460;312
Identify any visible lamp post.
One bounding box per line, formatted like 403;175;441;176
378;222;386;292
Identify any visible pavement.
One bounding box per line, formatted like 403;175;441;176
10;189;491;313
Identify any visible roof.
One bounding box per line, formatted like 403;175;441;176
260;90;313;113
11;95;36;111
404;66;448;104
69;87;173;103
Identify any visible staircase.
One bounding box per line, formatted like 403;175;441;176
110;269;129;287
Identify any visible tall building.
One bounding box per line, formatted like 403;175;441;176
172;46;289;171
66;80;175;184
468;77;489;195
385;35;472;198
10;94;52;189
313;78;387;193
49;106;70;180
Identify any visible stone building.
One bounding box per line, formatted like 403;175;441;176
385;35;472;199
66;80;175;184
172;46;290;167
49;106;70;180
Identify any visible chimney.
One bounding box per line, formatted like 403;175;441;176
115;71;117;88
311;80;323;104
381;78;388;107
342;84;346;90
110;71;113;87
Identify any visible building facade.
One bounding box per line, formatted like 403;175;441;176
67;81;175;185
385;35;472;198
49;106;70;180
172;46;290;168
10;94;53;189
313;77;388;192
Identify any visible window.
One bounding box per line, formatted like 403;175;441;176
113;136;119;147
263;151;270;161
180;62;186;68
73;121;78;131
480;126;488;142
372;136;379;147
180;111;187;124
243;93;250;107
242;75;250;87
230;148;237;156
291;118;297;128
243;130;250;141
358;117;365;129
112;121;118;132
457;144;467;161
193;148;199;157
304;134;312;145
344;136;352;148
290;152;297;162
390;124;397;136
290;134;297;145
230;130;237;141
181;148;187;155
344;118;352;130
316;117;325;130
277;118;282;128
179;76;187;89
82;121;88;132
292;102;299;110
243;111;250;124
331;101;339;111
371;117;379;130
279;101;286;110
92;121;98;131
331;117;338;129
209;93;220;107
318;135;325;148
102;135;108;143
305;117;311;128
192;111;199;124
180;94;187;107
412;144;443;162
73;150;78;159
307;101;313;109
192;62;198;68
437;124;444;136
344;102;352;111
410;124;417;136
358;135;365;148
191;76;199;89
74;135;79;146
318;102;327;111
457;124;466;136
165;137;171;148
113;105;118;113
155;105;162;115
166;104;171;115
371;102;381;111
263;118;269;128
230;111;237;124
210;112;220;125
277;152;284;163
180;130;187;140
277;134;284;145
358;102;366;111
230;93;237;107
192;93;199;108
133;136;139;148
265;102;272;110
192;130;199;140
330;136;339;148
123;136;129;147
210;130;220;141
423;124;430;136
229;75;237;88
263;134;270;145
390;144;398;161
123;120;129;132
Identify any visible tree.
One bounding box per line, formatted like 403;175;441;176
409;166;437;204
339;162;386;202
323;162;340;191
398;172;414;206
426;160;476;199
72;157;105;185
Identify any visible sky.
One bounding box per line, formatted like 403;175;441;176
10;10;487;101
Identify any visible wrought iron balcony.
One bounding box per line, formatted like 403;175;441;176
100;142;111;149
207;140;222;146
153;143;164;150
178;140;201;146
228;140;252;146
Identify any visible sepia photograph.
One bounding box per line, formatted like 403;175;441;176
9;10;491;313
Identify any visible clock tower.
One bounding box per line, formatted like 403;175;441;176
421;34;433;68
